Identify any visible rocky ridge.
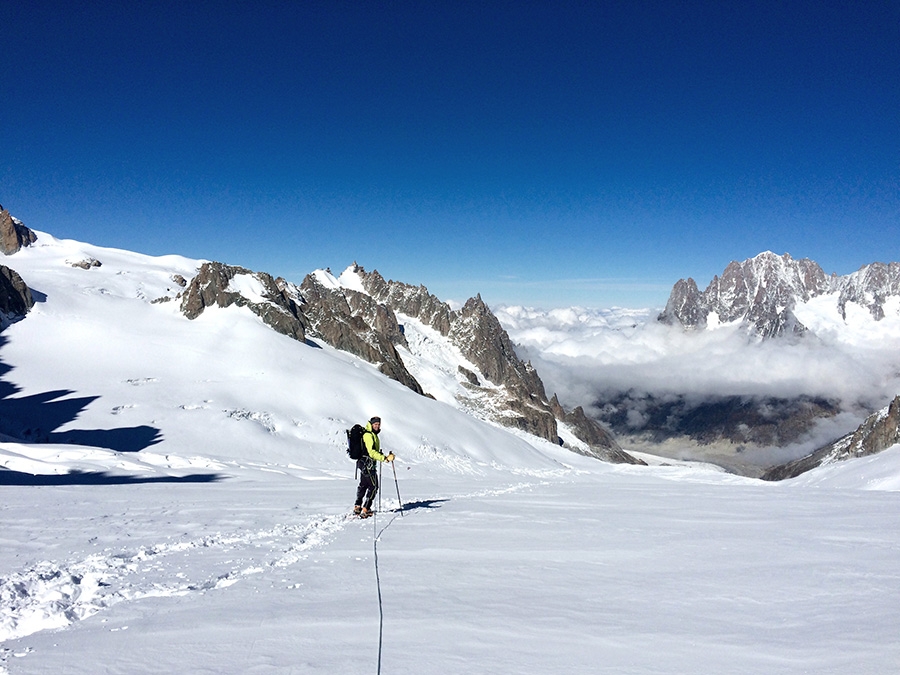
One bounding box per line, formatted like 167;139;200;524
175;262;635;461
351;266;642;462
179;262;307;343
298;270;425;395
762;395;900;480
659;252;900;337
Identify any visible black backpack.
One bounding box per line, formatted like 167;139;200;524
346;424;366;460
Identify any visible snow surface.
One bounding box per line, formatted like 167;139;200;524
2;234;900;673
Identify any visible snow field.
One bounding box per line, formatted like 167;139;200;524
3;471;899;674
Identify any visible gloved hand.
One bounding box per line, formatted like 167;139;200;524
385;453;395;462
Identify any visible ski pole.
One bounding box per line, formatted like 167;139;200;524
391;458;404;516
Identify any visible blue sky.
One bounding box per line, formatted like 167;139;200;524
2;1;898;308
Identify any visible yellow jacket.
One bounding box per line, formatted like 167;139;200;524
363;421;387;462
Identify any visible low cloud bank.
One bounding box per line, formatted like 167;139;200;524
496;303;900;417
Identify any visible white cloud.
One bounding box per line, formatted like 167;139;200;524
496;299;900;414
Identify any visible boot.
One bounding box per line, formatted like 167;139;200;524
360;507;373;519
353;505;362;516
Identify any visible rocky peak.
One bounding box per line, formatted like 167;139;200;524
354;265;454;335
449;294;558;442
0;208;38;255
659;278;705;329
661;252;900;339
342;266;644;456
660;252;831;337
450;294;546;398
319;266;562;443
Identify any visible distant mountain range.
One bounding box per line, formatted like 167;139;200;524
3;206;899;478
659;251;900;338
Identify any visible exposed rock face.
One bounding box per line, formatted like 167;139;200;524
762;395;900;480
355;267;454;335
660;278;706;329
0;265;34;331
179;260;636;462
346;264;557;440
298;271;424;395
180;262;306;342
450;294;558;441
0;208;38;255
660;252;900;339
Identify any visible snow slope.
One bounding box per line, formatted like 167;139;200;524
2;234;899;674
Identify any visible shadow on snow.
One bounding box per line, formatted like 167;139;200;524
0;335;163;453
0;468;225;486
399;498;449;512
0;334;225;484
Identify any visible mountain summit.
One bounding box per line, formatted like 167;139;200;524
659;251;900;338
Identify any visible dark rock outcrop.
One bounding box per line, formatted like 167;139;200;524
0;208;38;255
180;262;306;342
0;265;34;331
348;264;558;441
450;294;558;441
660;278;706;329
68;258;102;270
355;267;454;335
762;395;900;480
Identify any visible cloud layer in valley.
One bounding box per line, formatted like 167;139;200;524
496;300;900;425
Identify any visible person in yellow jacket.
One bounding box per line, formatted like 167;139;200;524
353;416;394;518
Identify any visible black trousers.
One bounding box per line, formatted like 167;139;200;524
355;468;379;509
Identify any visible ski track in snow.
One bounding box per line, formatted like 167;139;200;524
0;513;345;643
0;480;542;646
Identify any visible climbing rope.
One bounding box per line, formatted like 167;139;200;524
371;504;401;675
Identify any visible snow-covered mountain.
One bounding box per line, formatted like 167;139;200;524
0;208;635;465
659;251;900;338
498;252;900;476
2;213;900;673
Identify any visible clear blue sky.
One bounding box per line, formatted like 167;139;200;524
2;1;898;308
